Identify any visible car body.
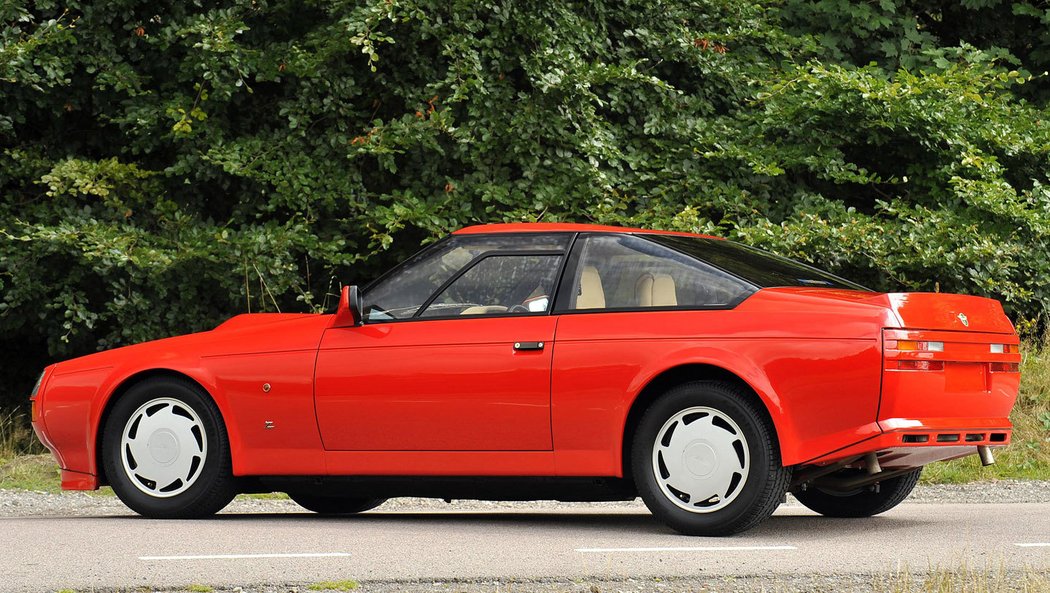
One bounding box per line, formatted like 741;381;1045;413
30;223;1020;534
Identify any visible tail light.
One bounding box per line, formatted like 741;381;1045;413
884;330;1020;373
894;340;944;352
897;360;945;371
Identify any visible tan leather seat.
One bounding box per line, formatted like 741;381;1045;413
636;272;677;307
576;266;606;309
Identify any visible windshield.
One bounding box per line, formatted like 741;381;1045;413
646;235;870;291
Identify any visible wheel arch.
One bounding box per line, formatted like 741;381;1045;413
94;368;231;486
620;363;783;480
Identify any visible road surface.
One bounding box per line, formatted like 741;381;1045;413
2;499;1048;592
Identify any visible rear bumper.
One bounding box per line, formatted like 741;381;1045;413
816;327;1020;471
806;424;1011;469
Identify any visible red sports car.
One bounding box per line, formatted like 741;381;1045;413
30;223;1019;535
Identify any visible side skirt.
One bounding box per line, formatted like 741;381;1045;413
243;476;637;502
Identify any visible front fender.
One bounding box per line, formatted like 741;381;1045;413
85;363;241;482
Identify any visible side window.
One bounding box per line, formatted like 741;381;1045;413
561;235;753;311
361;234;570;321
419;255;562;317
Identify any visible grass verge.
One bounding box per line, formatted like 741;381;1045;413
1;404;60;491
0;454;61;492
871;565;1050;593
0;407;45;460
308;580;360;592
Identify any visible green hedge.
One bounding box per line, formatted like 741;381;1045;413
3;1;1049;407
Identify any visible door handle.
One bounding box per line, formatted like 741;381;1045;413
513;341;545;351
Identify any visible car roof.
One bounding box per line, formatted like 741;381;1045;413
453;222;722;240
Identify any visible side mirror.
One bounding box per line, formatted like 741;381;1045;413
332;285;363;328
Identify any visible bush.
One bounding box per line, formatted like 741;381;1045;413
2;1;1049;407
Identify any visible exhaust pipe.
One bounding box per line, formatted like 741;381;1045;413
978;445;996;466
865;452;882;475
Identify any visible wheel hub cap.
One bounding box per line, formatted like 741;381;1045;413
147;430;179;464
683;442;718;478
120;398;207;498
652;406;750;513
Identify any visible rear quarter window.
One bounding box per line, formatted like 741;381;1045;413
646;235;869;291
558;234;755;311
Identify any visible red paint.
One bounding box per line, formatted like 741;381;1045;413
30;225;1019;491
315;316;557;451
454;222;721;239
60;468;99;490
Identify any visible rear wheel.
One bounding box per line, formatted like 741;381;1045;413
288;492;386;515
793;468;922;518
102;377;237;518
631;381;789;536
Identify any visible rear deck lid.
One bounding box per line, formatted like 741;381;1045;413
885;293;1014;334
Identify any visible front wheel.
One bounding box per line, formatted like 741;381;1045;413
102;377;237;518
793;468;922;518
632;381;789;536
288;493;386;515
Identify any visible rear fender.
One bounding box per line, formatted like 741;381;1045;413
624;346;789;461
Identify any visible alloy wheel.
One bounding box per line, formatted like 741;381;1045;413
120;397;208;498
651;405;750;513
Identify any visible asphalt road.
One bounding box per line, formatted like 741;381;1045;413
2;500;1048;592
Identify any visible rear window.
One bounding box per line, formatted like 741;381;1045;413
646;235;869;291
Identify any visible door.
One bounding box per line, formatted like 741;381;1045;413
316;316;556;450
314;233;571;451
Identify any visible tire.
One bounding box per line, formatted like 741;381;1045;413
793;468;922;518
288;493;386;515
631;381;789;536
102;377;237;518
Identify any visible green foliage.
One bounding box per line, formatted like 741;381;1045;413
0;409;44;459
2;0;1049;410
0;455;61;492
780;1;1050;83
308;581;359;592
706;60;1050;318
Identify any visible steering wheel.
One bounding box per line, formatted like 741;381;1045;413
509;304;529;313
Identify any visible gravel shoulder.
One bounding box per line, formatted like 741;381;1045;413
1;479;1047;518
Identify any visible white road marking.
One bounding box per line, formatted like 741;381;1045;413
139;552;351;561
1014;543;1050;548
576;545;797;553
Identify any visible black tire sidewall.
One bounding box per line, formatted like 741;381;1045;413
793;468;922;518
102;377;234;518
632;381;784;535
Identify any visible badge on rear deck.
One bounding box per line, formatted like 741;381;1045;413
958;313;969;327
